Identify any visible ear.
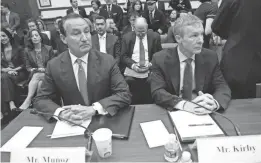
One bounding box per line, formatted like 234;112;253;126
175;35;182;43
60;34;67;45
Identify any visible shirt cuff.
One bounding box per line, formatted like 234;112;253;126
53;107;64;120
93;102;108;115
174;100;186;110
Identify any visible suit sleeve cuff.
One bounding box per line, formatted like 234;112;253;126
174;100;186;110
93;102;108;115
53;107;64;120
213;99;220;111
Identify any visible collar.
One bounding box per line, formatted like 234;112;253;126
136;34;147;41
6;11;10;15
69;50;89;65
177;46;195;63
98;32;107;39
72;7;79;11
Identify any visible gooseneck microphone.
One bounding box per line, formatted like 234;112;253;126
30;109;93;151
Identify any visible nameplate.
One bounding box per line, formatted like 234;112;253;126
197;135;261;163
10;147;85;163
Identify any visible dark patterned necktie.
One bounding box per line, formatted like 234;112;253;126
76;59;89;105
139;36;145;67
149;12;153;24
182;58;193;100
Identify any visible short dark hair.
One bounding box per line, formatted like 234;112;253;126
27;29;44;50
94;15;106;23
70;0;73;3
128;11;140;20
1;28;14;52
26;18;39;30
91;0;101;8
1;2;10;9
59;13;89;36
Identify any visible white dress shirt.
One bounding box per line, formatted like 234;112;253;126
73;8;80;14
132;35;149;65
98;33;107;53
6;11;10;24
54;51;107;119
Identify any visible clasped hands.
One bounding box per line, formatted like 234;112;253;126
184;91;218;115
59;105;96;125
132;62;152;73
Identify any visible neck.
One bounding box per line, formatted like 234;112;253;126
178;45;193;58
94;8;100;12
34;43;41;50
4;42;11;48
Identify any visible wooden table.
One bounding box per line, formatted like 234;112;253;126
1;99;261;162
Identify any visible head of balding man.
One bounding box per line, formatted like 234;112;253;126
134;17;148;38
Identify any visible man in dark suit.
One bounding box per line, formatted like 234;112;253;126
101;0;123;31
92;16;120;63
66;0;88;18
212;0;261;99
33;14;131;123
149;14;231;113
1;3;20;35
121;17;162;104
142;0;166;34
144;0;165;14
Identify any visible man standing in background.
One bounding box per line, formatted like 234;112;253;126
1;2;20;35
66;0;88;18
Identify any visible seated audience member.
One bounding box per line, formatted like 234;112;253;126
194;0;218;48
1;28;27;121
23;19;51;47
50;17;68;55
149;14;231;113
144;0;165;14
169;0;192;13
121;17;162;104
36;19;51;39
92;16;120;63
1;3;20;36
142;0;166;34
123;0;135;13
101;0;123;31
19;29;55;110
33;14;131;123
66;0;88;18
166;9;178;43
122;11;139;36
129;0;144;16
106;18;121;37
89;0;109;23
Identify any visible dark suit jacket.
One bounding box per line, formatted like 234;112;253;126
122;25;133;36
89;9;109;22
212;0;261;86
143;9;166;33
91;33;120;61
1;11;20;31
50;30;68;54
149;47;231;110
23;45;55;72
32;49;131;121
1;46;24;69
66;7;88;18
121;30;162;69
169;0;192;12
101;4;123;30
144;1;166;13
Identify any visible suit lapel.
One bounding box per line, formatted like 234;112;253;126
147;33;153;60
195;53;205;92
166;48;180;95
130;32;136;56
41;45;49;65
29;50;37;65
60;51;85;105
106;34;113;53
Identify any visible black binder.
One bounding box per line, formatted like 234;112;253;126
88;106;135;140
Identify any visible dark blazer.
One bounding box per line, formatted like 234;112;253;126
166;26;177;43
23;45;55;72
144;1;166;13
212;0;261;98
89;9;109;22
169;0;192;12
1;46;24;69
1;11;20;31
149;47;231;110
91;33;120;61
66;6;88;18
50;30;68;55
32;49;132;121
122;25;133;36
143;9;166;33
101;4;123;30
121;30;162;69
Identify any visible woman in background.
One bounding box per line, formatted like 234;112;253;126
165;9;179;43
19;29;54;110
130;0;144;16
36;19;51;40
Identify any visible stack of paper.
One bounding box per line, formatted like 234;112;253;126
168;111;224;142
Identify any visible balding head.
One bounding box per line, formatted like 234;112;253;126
134;17;148;38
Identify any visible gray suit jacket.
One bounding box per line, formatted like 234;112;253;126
1;11;20;31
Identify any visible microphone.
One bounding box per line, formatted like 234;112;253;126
185;100;241;136
30;109;93;151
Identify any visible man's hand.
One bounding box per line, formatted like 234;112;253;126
7;70;18;76
183;101;209;115
192;91;217;113
30;68;36;72
70;105;96;121
59;108;83;125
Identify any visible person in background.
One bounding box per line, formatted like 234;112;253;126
165;9;179;43
89;0;109;23
149;14;231;113
212;0;261;98
33;14;131;123
50;17;68;55
1;3;20;36
129;0;144;16
66;0;88;18
121;17;162;104
113;0;118;5
36;19;51;40
1;28;27;123
92;16;120;63
19;29;55;110
169;0;192;13
122;11;139;36
194;0;218;48
123;0;135;13
144;0;165;14
142;0;166;34
101;0;123;31
106;18;121;37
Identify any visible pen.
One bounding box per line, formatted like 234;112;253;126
188;123;214;127
47;133;126;139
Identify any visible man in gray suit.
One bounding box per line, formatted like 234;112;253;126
33;14;131;124
1;2;20;35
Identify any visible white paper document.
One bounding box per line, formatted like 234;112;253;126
51;119;91;139
1;126;43;152
140;120;169;148
124;67;149;78
168;111;224;142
